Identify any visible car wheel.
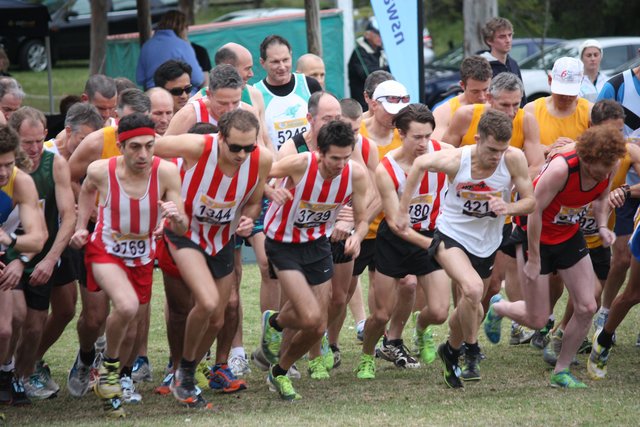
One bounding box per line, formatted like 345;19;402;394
19;39;48;72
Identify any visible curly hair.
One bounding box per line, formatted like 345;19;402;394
575;125;626;166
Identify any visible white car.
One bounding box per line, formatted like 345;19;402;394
520;37;640;102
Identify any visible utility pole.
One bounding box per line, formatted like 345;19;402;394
89;0;108;75
463;0;497;56
136;0;152;46
305;0;322;56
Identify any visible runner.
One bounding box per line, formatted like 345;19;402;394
261;119;369;400
69;113;187;416
356;103;450;380
486;125;626;388
154;109;271;407
397;109;535;388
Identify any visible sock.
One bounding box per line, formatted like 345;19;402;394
599;307;610;315
356;319;365;330
120;366;132;378
465;342;480;356
138;355;149;364
104;356;119;365
269;313;283;332
180;358;196;371
598;329;614;348
387;338;403;347
445;341;461;361
229;347;246;360
1;359;14;372
548;314;555;322
79;348;96;366
272;364;287;378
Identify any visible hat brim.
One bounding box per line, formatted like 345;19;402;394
551;80;580;96
381;101;409;115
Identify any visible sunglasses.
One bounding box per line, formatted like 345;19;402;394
225;140;257;153
168;85;193;96
376;95;410;104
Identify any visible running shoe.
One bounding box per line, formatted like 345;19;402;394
437;343;463;389
330;344;341;369
375;338;420;368
228;354;251;377
209;364;247;393
67;351;91;397
251;347;270;372
268;367;301;401
543;330;563;367
414;325;436;364
577;337;592;354
103;396;126;418
308;357;330;380
509;322;535;345
0;371;11;404
356;319;365;342
94;361;121;400
131;356;153;383
195;360;210;389
35;360;59;394
355;354;375;379
154;371;174;395
483;294;503;344
587;329;611;380
10;375;31;406
550;369;587;389
320;334;334;371
460;352;481;381
120;375;142;404
23;374;56;400
636;332;640;348
89;351;103;388
94;334;107;355
288;364;301;379
530;318;554;350
261;310;282;364
170;367;199;405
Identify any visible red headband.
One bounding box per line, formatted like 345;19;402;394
117;127;156;143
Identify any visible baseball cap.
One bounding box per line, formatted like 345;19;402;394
372;80;410;115
366;17;380;34
579;39;602;59
550;57;584;96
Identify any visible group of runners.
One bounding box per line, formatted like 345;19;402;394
1;25;640;419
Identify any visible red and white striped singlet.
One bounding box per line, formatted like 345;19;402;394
192;98;218;126
182;134;261;256
265;152;353;243
380;139;447;232
91;156;160;267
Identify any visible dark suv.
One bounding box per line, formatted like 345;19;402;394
1;0;178;71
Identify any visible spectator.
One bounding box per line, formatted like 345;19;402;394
146;87;174;135
46;94;82;140
348;18;389;109
0;47;10;77
136;10;203;92
480;17;526;105
81;74;117;125
153;60;193;113
0;77;25;121
579;39;606;102
114;77;137;93
296;53;326;89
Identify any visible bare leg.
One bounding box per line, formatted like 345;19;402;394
36;282;77;361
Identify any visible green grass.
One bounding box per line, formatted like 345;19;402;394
2;264;640;425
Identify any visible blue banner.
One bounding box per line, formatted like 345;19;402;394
371;0;420;104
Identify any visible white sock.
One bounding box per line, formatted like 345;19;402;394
1;358;15;372
548;314;555;322
356;319;365;330
229;347;246;360
599;307;610;315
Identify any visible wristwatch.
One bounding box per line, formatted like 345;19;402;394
18;254;30;265
8;232;17;249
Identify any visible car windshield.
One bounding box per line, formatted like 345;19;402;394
520;44;578;70
430;47;464;69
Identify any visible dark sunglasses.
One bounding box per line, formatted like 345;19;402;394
225;141;257;153
376;95;410;104
168;85;193;96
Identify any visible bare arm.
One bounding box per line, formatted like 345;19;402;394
344;163;370;257
9;171;48;253
431;102;452;141
154;134;206;166
165;105;197;136
240;148;273;221
441;106;473;148
501;149;536;217
158;161;188;236
592;186;615;247
70;160;106;248
522;112;545;179
68;129;105;182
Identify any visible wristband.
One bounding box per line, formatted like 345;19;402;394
8;232;17;249
620;184;631;200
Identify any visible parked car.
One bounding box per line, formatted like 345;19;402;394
424;38;564;108
520;37;640;102
0;0;178;71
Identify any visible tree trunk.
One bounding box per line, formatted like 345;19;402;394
179;0;195;25
304;0;322;56
137;0;152;46
463;0;498;57
89;0;108;75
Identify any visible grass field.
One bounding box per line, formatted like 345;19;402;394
2;264;640;426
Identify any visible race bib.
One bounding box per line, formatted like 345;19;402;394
579;204;598;235
195;194;237;225
110;232;150;258
460;191;501;218
275;118;308;146
294;201;338;229
408;194;433;224
553;205;586;225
